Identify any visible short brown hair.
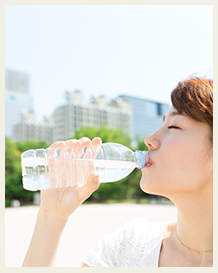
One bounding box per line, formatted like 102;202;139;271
171;76;213;145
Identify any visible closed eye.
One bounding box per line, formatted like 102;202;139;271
168;126;181;129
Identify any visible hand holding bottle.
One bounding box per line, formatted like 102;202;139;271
22;137;149;267
39;137;102;219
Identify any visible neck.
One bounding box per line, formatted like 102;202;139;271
171;188;213;264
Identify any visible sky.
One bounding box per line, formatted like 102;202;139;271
5;5;213;122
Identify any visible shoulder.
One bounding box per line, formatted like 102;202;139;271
120;217;171;253
115;217;165;243
80;217;170;267
120;217;170;238
96;217;164;248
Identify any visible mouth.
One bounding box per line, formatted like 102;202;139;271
142;156;153;169
142;162;152;169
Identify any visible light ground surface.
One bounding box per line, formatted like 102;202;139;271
5;203;177;267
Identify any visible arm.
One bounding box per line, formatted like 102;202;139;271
22;210;68;267
22;137;101;267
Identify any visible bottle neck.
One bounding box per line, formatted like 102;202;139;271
134;150;149;169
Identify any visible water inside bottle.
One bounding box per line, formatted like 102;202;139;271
22;157;49;191
94;160;136;182
21;157;137;190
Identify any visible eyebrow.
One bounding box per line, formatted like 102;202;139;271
163;111;182;122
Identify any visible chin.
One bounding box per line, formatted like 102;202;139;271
140;177;167;196
140;177;157;195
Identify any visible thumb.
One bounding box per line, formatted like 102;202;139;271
77;172;100;203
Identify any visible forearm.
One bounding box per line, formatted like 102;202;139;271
22;209;68;267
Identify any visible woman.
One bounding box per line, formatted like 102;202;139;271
22;76;213;267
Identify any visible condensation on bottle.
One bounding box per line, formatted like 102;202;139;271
21;143;149;191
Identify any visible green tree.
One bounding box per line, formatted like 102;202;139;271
5;139;32;206
15;140;51;153
73;125;131;148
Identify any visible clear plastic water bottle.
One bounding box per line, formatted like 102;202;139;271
21;143;149;191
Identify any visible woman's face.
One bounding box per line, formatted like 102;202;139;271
140;106;213;199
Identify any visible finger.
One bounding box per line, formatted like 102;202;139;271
78;137;92;159
83;137;102;159
49;142;66;164
64;139;82;159
89;137;102;158
49;141;65;149
82;147;93;159
65;139;82;149
77;172;100;202
47;157;58;189
46;147;59;189
79;137;92;148
92;137;102;146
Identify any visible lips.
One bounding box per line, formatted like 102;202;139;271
143;155;153;168
143;162;152;168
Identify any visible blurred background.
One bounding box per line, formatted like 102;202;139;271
5;4;213;268
5;5;213;207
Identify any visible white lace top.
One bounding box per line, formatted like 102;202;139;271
80;217;170;267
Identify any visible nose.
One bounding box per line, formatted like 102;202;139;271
144;131;161;150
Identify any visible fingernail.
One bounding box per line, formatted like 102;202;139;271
92;173;99;182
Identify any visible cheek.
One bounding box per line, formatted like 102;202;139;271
140;126;213;196
139;137;204;194
161;137;187;167
163;137;203;177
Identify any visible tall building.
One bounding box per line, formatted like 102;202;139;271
5;69;32;138
13;109;54;143
53;91;132;142
118;95;169;140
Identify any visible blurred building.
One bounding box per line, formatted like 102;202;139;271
13;109;54;143
118;95;169;141
6;68;170;144
5;69;32;138
53;91;132;141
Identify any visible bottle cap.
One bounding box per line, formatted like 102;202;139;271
134;150;149;169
